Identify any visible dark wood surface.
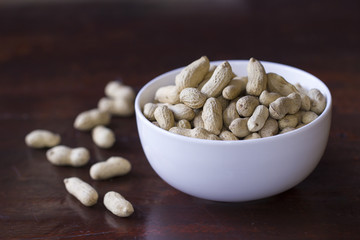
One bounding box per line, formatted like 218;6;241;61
1;0;359;239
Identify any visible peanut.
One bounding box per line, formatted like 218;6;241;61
259;118;279;137
154;105;175;130
154;85;180;104
175;56;210;91
222;76;248;100
267;73;311;111
269;92;301;119
104;191;134;217
25;129;61;148
200;61;233;98
92;125;116;149
143;103;158;121
177;119;192;129
197;65;217;90
302;111;318;124
308;88;326;114
244;132;261;140
280;127;296;134
216;95;230;110
299;94;311;111
267;72;297;96
74;109;111;131
46;145;90;167
202;97;223;135
105;81;135;102
278;114;298;130
248;105;269;132
294;110;305;123
229;118;250;138
296;123;306;129
64;177;98;207
192;110;204;128
259;90;281;107
246;58;267;96
98;97;134;117
90;156;131;180
287;93;302;114
219;130;238;141
236;95;259;117
295;83;308;94
180;87;207;109
223;100;239;128
169;127;220;140
166;103;195;121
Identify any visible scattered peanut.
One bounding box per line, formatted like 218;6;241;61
90;156;131;180
74;109;111;131
104;191;134;217
46;145;90;167
25;129;61;148
98;97;134;117
92;125;116;149
64;177;98;207
105;81;135;102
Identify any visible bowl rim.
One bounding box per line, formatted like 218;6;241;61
135;59;332;146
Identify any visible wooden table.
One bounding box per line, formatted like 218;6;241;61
1;0;359;239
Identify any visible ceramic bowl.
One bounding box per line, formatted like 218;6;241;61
135;60;332;202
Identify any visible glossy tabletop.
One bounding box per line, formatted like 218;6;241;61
0;0;359;239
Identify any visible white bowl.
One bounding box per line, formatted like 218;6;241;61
135;60;332;202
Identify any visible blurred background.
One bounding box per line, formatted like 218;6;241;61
1;0;358;120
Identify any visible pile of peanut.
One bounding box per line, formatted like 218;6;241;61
143;56;326;140
25;81;135;217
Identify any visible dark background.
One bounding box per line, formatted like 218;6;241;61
0;0;359;239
